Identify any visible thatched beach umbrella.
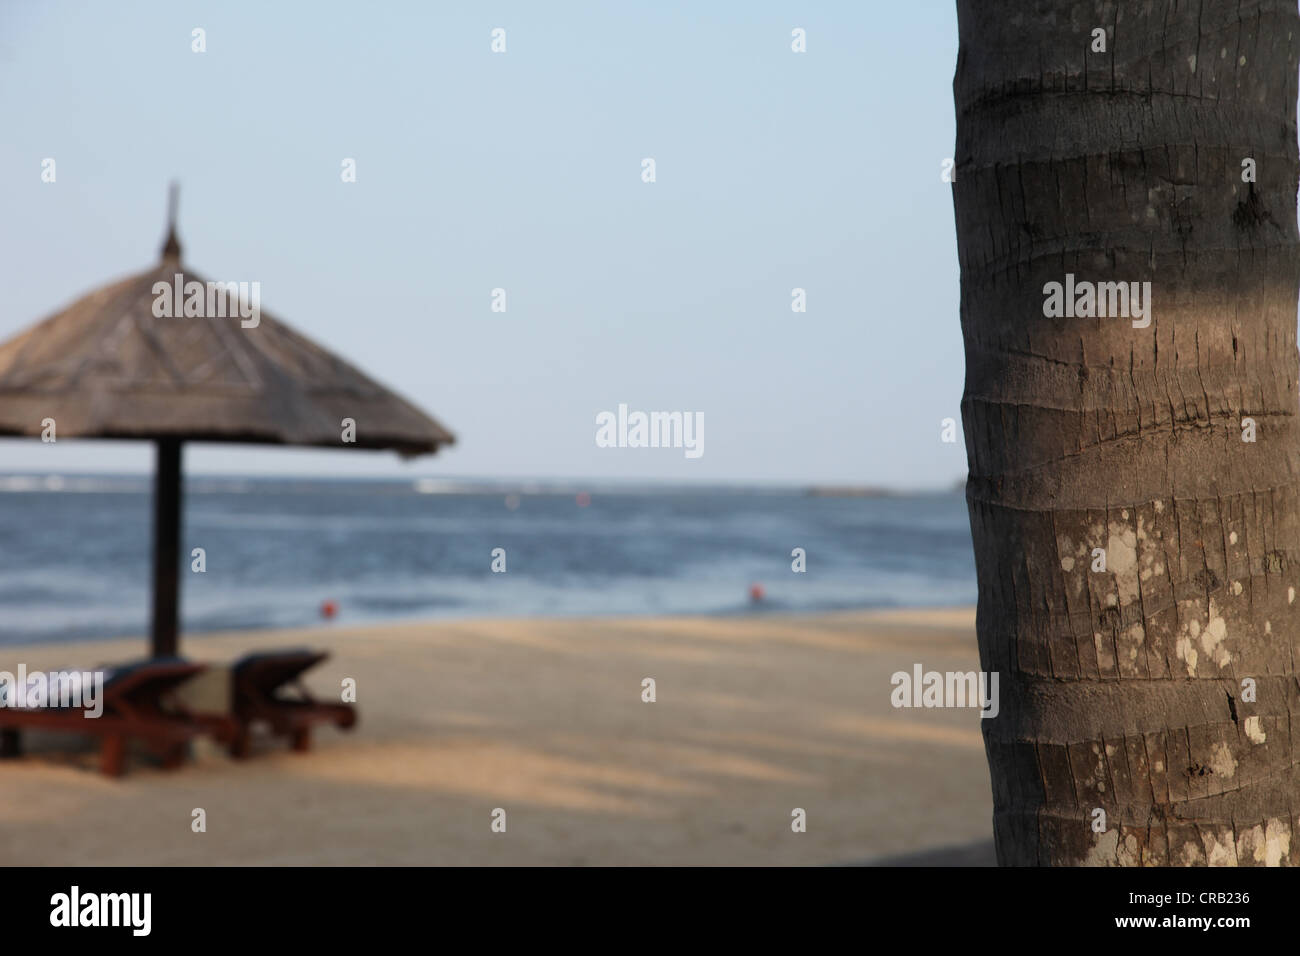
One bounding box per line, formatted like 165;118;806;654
0;189;455;656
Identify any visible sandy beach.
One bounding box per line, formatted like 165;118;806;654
0;609;992;866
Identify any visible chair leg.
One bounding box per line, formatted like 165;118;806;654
291;727;311;752
100;735;126;776
0;728;20;757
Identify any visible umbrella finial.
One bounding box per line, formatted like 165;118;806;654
160;182;182;262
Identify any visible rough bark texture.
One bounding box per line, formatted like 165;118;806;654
954;0;1300;865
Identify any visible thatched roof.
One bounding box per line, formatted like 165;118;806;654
0;249;455;457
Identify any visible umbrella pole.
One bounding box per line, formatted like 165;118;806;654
150;439;183;657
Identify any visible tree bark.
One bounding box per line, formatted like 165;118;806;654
954;0;1300;865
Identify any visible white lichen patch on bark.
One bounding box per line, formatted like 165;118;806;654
1087;742;1108;791
1056;534;1090;596
1175;603;1201;675
1198;606;1231;668
1093;632;1116;674
1237;820;1291;867
1089;522;1106;548
1203;829;1238;866
1209;742;1237;778
1244;715;1266;744
1175;635;1199;674
1263;820;1290;866
1178;841;1207;866
1121;622;1145;669
1137;515;1163;584
1107;521;1140;604
1116;833;1142;866
1084;828;1120;866
1174;600;1234;674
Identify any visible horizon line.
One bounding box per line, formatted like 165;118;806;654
0;469;965;496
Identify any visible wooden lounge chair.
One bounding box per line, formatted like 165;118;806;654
198;649;356;757
0;658;205;776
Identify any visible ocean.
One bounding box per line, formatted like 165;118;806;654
0;476;976;645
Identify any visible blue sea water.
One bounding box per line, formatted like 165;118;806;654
0;476;976;645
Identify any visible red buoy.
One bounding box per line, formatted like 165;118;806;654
749;583;765;603
321;600;338;619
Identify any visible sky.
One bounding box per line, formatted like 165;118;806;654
0;1;963;488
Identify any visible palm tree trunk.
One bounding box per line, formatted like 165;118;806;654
954;0;1300;865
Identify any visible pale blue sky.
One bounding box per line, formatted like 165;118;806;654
0;1;962;487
